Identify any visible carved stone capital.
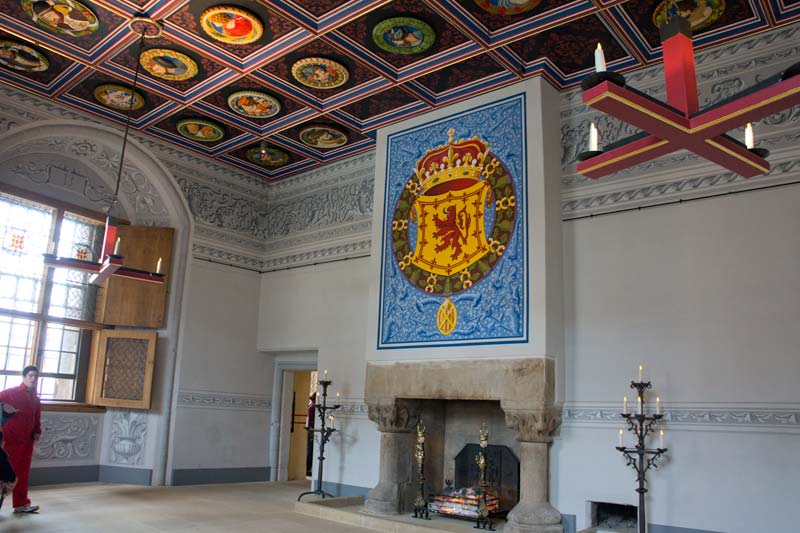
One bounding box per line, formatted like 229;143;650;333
504;405;563;443
367;400;418;433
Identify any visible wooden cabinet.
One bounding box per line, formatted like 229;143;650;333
87;329;156;409
95;226;173;328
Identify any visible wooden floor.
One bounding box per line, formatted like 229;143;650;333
0;480;378;532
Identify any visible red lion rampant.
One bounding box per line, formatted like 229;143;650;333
434;206;470;260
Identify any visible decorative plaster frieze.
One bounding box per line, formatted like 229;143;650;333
191;244;265;270
263;219;372;254
333;399;370;418
35;413;99;461
176;177;269;239
109;410;147;465
563;405;800;431
261;239;371;272
177;389;272;411
266;151;376;201
263;174;373;240
562;152;800;219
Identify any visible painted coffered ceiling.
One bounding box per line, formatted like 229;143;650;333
0;0;797;181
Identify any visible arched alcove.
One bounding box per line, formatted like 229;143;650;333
0;121;194;485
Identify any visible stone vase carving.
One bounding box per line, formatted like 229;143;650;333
110;410;147;465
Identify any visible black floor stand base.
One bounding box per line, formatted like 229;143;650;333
297;489;335;501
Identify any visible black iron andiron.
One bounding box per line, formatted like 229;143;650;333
297;377;341;501
474;422;494;531
616;369;669;533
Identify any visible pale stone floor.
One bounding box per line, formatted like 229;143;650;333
0;480;381;533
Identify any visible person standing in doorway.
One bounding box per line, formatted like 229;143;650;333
0;366;42;514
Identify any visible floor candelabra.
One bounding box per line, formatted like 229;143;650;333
297;377;341;501
616;368;668;533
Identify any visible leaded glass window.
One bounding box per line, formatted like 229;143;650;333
0;190;104;401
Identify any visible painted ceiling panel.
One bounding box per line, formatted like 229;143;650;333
0;0;794;180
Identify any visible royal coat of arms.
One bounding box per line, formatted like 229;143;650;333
390;128;517;336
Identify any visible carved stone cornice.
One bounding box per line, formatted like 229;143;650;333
503;405;563;443
367;400;419;433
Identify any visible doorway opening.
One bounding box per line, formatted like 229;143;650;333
287;370;318;481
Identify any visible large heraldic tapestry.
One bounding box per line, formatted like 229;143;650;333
378;94;528;349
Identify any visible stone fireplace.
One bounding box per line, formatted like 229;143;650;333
364;357;564;533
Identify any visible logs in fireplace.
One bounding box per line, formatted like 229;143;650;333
428;444;520;520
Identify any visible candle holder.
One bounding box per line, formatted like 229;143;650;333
580;71;626;92
412;420;430;520
616;378;669;533
297;378;341;501
576;149;604;162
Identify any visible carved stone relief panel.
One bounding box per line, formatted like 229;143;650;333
34;413;100;462
109;409;147;466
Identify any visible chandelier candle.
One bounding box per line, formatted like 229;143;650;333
589;122;599;152
594;43;606;72
745;123;754;150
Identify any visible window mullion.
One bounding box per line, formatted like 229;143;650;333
36;208;64;369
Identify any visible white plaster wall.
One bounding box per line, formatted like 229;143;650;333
170;260;273;471
258;258;379;489
553;184;800;533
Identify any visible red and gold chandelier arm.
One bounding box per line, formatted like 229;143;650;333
578;13;800;180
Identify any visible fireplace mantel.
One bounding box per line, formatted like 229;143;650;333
363;356;564;533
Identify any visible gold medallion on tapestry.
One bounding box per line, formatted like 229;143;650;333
390;128;517;336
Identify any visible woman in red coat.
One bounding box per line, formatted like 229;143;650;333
0;366;41;514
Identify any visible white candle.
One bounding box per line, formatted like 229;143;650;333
156;257;162;274
660;430;664;449
623;396;628;415
618;428;623;447
589;122;599;151
594;43;606;73
324;369;328;380
329;414;335;429
113;237;120;255
656;396;661;415
745;123;754;150
638;365;643;382
637;396;642;415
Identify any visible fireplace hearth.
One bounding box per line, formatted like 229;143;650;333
428;443;520;520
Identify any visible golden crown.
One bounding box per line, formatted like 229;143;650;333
412;128;491;196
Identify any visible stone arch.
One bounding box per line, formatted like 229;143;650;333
0;121;193;485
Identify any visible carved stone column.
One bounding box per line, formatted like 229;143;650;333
503;405;564;533
364;400;418;515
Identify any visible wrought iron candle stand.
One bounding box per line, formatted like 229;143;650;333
297;378;341;501
474;423;494;531
412;419;430;519
616;377;668;533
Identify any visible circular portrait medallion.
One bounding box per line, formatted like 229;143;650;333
93;84;145;111
246;146;289;167
472;0;542;16
227;91;280;118
0;41;49;72
176;118;224;142
140;48;198;81
291;57;349;90
372;17;435;55
653;0;725;32
199;5;263;45
299;126;348;149
21;0;99;38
